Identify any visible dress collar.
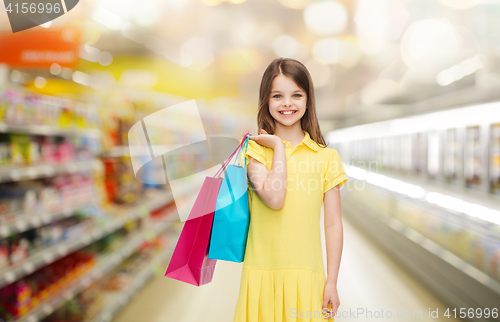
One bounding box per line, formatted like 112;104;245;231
279;130;319;152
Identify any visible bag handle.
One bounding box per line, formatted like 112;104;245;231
233;133;251;167
219;134;250;203
214;133;250;178
225;134;250;202
225;170;236;203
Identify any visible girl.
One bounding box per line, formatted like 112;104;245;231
233;58;348;322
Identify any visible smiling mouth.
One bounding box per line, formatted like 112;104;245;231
279;110;297;115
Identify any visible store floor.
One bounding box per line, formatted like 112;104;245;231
112;208;459;322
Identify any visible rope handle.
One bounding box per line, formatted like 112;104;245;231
233;133;251;167
214;133;251;178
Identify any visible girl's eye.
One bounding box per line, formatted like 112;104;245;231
272;94;302;98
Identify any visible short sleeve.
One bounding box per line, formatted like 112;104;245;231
323;148;348;192
241;139;266;166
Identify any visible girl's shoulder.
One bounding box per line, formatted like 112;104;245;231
315;144;335;156
315;146;346;167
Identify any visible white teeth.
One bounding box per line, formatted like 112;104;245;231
280;111;296;115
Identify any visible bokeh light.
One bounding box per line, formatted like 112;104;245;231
439;0;482;9
278;0;312;9
355;0;409;42
304;1;347;35
400;19;460;69
312;38;341;64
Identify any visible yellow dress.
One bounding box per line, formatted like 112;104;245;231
233;130;348;322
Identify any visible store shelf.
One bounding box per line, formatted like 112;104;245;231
0;123;101;138
352;199;500;294
92;240;177;322
9;217;176;322
342;170;500;291
342;193;500;322
0;201;99;238
0;160;100;183
343;165;500;237
0;192;176;289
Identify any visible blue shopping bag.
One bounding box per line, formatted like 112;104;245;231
208;134;251;262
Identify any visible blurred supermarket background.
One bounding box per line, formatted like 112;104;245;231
1;0;500;321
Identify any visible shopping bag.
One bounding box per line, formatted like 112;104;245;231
164;210;218;286
164;134;249;286
208;133;251;262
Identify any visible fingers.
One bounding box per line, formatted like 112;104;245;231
322;301;334;319
322;299;330;318
244;129;268;141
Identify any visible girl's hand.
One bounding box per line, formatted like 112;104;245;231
247;129;282;150
322;283;340;319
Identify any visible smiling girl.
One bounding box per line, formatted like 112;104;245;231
233;58;348;321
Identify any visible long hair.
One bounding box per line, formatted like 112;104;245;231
257;58;328;149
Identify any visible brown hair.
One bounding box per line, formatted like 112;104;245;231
257;58;328;148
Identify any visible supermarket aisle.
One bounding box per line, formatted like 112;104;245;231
112;207;459;322
111;245;242;322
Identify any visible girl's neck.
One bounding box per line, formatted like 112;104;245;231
273;124;305;147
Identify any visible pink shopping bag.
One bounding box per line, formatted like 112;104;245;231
164;135;247;286
164;184;220;286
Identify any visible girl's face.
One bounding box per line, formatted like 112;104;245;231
268;74;307;127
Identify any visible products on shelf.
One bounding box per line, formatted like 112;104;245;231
149;200;177;221
0;82;247;322
43;290;104;322
0;219;174;322
0;183;38;222
0;239;8;271
8;235;29;265
470;234;500;279
465;125;482;188
347;184;500;283
102;157;144;204
0;133;99;168
0;280;31;318
0;251;96;321
41;231;173;322
0;87;100;130
0;173;96;225
490;123;500;194
0;216;93;269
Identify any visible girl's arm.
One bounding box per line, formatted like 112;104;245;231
322;184;343;316
247;134;287;210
